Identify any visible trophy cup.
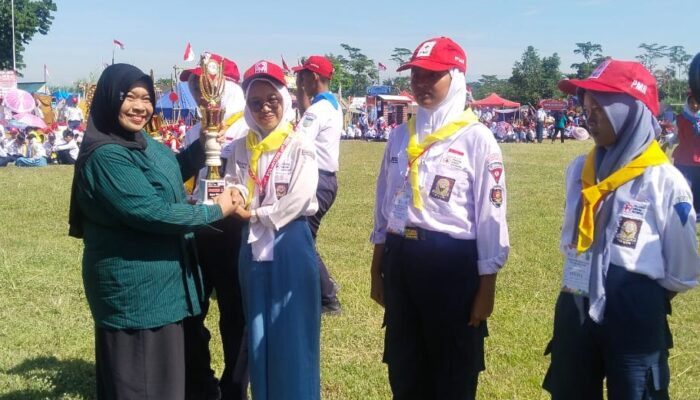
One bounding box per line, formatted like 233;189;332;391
197;53;227;204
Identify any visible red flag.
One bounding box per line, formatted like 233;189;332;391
378;62;387;71
281;55;290;72
113;39;125;50
183;42;195;62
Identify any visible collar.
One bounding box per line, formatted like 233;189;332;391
312;91;339;110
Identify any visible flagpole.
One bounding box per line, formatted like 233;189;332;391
11;0;16;71
112;45;115;65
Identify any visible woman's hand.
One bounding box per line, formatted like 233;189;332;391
232;205;251;221
468;274;497;327
213;188;238;217
370;244;385;307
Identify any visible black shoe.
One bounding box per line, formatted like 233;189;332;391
321;298;342;316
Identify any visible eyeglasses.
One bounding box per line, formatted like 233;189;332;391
247;96;281;112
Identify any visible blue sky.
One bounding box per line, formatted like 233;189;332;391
18;0;699;86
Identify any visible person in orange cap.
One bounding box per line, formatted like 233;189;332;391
543;59;700;400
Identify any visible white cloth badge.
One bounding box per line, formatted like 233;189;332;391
387;185;410;235
561;248;592;297
441;149;464;170
619;200;648;220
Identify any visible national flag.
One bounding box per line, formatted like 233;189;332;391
43;64;49;78
183;42;195;62
281;55;290;72
113;39;125;50
378;62;387;71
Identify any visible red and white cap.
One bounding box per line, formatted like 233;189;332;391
179;53;241;83
397;36;467;73
292;55;334;79
242;60;287;91
558;58;659;116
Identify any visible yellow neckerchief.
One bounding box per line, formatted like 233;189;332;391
577;140;669;252
245;122;294;206
406;109;479;209
223;111;244;131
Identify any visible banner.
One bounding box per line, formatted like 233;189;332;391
0;70;17;97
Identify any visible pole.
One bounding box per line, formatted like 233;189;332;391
11;0;17;71
112;46;115;65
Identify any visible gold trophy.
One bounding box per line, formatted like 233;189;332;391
197;53;226;204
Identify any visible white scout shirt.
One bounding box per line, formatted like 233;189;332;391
371;122;510;275
295;93;343;172
560;156;700;292
54;139;79;160
224;132;319;261
184;117;249;199
66;106;84;122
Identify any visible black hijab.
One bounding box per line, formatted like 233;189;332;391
68;64;156;238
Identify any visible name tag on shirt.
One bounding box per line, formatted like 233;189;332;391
440;149;464;170
561;249;592;297
387;187;410;235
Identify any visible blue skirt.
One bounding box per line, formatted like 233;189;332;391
238;219;320;400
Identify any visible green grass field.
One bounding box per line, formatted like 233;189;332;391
1;140;698;399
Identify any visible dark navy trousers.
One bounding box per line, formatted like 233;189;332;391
308;170;339;304
382;229;486;400
543;264;672;400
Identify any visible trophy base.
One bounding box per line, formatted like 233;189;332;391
199;179;226;205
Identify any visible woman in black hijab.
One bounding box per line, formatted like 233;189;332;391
69;64;237;399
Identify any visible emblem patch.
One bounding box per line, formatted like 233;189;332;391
489;185;504;208
390;156;399;164
487;161;504;183
302;113;317;127
613;217;642;248
674;202;692;226
429;175;455;202
275;183;289;199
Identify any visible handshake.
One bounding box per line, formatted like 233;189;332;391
212;187;251;220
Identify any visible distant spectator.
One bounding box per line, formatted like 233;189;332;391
14;133;47;167
55;130;79;165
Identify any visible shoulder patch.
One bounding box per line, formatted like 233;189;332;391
673;202;692;226
302;113;317;128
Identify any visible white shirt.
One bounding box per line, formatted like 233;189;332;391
560;156;700;292
66;106;84;122
224;132;319;261
371;122;510;275
6;139;25;156
27;140;46;159
537;109;547;122
295;93;343;172
54;139;80;160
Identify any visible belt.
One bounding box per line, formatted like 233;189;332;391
393;226;472;242
319;169;336;177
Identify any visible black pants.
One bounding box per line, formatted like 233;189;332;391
551;127;565;143
0;156;12;167
536;121;544;143
184;217;248;400
543;265;672;400
308;170;339;304
674;163;700;215
57;149;76;165
96;321;185;400
382;229;486;400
